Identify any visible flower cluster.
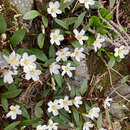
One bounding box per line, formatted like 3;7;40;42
3;51;41;84
48;96;82;116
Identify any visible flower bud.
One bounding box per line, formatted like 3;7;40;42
1;33;7;41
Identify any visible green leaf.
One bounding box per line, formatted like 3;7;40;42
21;118;39;126
10;28;27;46
55;18;69;30
105;12;113;20
97;113;102;129
74;12;86;28
105;107;111;125
1;89;22;98
49;45;56;58
54;74;62;87
63;17;77;26
18;104;30;119
107;59;115;68
71;40;83;48
90;1;102;9
43;58;55;67
111;103;129;111
4;121;20;130
0;13;7;33
35;101;43;118
1;98;8;112
80;80;88;96
42;16;48;27
121;75;129;84
37;33;45;48
70;86;76;98
72;107;80;126
30;48;48;62
42;88;50;99
23;10;41;20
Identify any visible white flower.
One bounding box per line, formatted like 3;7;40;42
50;29;64;46
85;107;100;120
24;66;41;81
83;122;93;130
61;63;76;77
49;62;60;75
71;48;85;62
36;125;47;130
3;70;17;84
59;96;72;113
114;45;129;59
99;128;107;130
56;47;70;62
93;34;105;52
4;51;21;69
78;0;95;9
72;96;82;108
20;53;36;69
47;1;62;18
6;105;22;120
104;97;112;108
47;119;58;130
48;100;61;116
73;29;88;45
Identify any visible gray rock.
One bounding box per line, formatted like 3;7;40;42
69;59;90;90
10;0;34;14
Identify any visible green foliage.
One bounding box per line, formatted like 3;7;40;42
23;10;41;20
80;80;88;96
1;97;8;112
54;74;62;87
121;75;129;84
4;121;20;130
10;28;27;46
97;113;102;129
49;45;56;58
37;33;45;48
35;101;43;118
42;16;48;28
0;13;7;33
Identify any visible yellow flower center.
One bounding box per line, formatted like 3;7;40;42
77;34;82;40
89;109;94;115
65;66;69;71
94;40;99;45
63;100;68;106
51;105;56;110
29;69;35;75
84;0;88;3
61;52;65;56
11;108;17;113
118;49;122;54
75;50;80;56
53;34;58;40
49;123;54;128
51;8;56;13
23;58;29;66
4;70;9;75
9;57;18;65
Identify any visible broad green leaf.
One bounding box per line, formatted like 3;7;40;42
0;13;7;33
1;98;8;112
54;74;62;87
35;101;43;118
10;28;27;46
1;89;22;98
21;118;40;126
74;12;86;28
4;121;20;130
107;59;115;68
7;84;17;90
85;103;91;112
42;88;50;99
49;45;56;58
55;18;69;30
30;48;48;62
71;40;83;48
121;75;129;84
43;58;55;67
70;86;76;98
105;12;113;20
18;104;30;119
37;33;45;48
42;16;48;27
63;17;77;26
97;113;102;129
72;107;80;126
80;80;88;96
23;10;41;20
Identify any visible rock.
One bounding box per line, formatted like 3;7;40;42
69;59;90;91
10;0;34;14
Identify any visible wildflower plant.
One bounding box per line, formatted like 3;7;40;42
0;0;129;130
